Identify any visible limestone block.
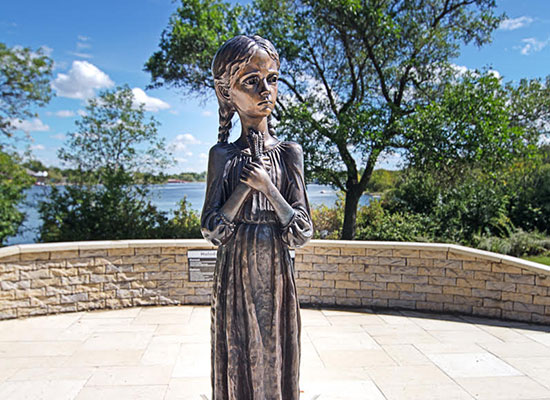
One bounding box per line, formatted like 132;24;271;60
108;247;134;256
310;279;335;288
463;261;492;272
414;284;443;294
340;247;365;256
335;280;360;289
327;255;352;263
401;275;428;284
50;250;79;260
472;289;501;300
485;281;516;292
135;247;162;255
399;291;426;301
502;292;532;303
313;263;338;272
80;249;108;257
483;298;513;311
313;246;340;255
505;273;535;285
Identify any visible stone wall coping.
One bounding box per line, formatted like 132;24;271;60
1;238;549;275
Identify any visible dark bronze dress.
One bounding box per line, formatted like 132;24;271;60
201;140;313;400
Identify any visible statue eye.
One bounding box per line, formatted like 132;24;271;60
243;76;259;86
268;74;278;84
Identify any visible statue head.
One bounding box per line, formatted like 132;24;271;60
212;35;280;143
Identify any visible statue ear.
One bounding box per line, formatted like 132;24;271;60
216;84;231;101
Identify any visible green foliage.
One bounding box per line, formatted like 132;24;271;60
355;201;432;242
0;151;33;245
145;0;242;96
404;71;537;180
147;0;512;239
386;169;513;243
0;42;53;140
474;229;550;258
160;197;202;239
39;177;170;242
0;42;53;244
311;196;345;239
507;163;550;234
365;169;400;193
38;87;182;242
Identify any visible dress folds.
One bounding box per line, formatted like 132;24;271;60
201;140;313;400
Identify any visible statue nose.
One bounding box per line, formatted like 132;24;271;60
259;78;269;94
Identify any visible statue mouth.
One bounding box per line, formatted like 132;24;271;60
258;99;272;106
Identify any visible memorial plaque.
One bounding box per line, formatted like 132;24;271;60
187;249;295;282
188;249;217;282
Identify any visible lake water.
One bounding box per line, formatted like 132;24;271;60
7;183;372;246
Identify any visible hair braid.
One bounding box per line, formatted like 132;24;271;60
217;101;234;143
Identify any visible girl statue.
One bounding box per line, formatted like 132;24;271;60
201;35;313;400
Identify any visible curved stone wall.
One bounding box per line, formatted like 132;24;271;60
1;239;550;324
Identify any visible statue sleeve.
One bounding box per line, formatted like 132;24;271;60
281;143;314;248
200;144;235;246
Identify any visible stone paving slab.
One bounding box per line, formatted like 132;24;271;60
1;306;550;399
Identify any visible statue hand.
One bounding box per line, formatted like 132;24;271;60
241;160;272;193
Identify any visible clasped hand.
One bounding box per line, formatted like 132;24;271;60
240;156;272;193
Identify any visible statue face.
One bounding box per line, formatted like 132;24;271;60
230;49;279;120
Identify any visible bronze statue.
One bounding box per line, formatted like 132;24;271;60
201;35;313;400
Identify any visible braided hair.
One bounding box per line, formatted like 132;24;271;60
212;35;280;143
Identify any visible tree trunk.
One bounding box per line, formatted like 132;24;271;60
341;185;363;240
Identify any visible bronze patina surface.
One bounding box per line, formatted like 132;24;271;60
201;35;313;400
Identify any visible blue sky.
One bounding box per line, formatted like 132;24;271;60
2;0;550;173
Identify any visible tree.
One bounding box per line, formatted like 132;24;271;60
0;42;53;245
0;151;33;245
1;43;53;140
39;86;174;241
146;0;529;239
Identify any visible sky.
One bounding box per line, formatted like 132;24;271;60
2;0;550;173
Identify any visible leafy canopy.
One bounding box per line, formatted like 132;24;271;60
0;42;53;141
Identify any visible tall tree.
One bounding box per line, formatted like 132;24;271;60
0;42;53;245
0;43;53;140
39;86;174;241
146;0;532;239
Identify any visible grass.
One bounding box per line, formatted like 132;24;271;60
523;255;550;266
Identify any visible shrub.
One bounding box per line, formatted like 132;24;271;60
473;229;550;257
355;201;433;242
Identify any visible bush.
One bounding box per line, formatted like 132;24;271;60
356;201;433;242
473;229;550;257
39;177;171;242
311;201;344;239
160;197;202;238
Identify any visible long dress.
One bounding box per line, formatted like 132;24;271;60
201;139;313;400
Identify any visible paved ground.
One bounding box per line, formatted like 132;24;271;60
1;306;550;400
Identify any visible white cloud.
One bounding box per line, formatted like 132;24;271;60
77;42;91;50
78;35;90;42
520;37;549;55
50;133;66;141
451;64;470;76
68;51;93;59
30;144;45;151
10;118;49;133
54;110;75;118
52;60;114;99
77;109;87;117
131;88;170;112
201;110;213;117
199;153;208;160
40;45;53;57
500;16;534;31
170;133;201;152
